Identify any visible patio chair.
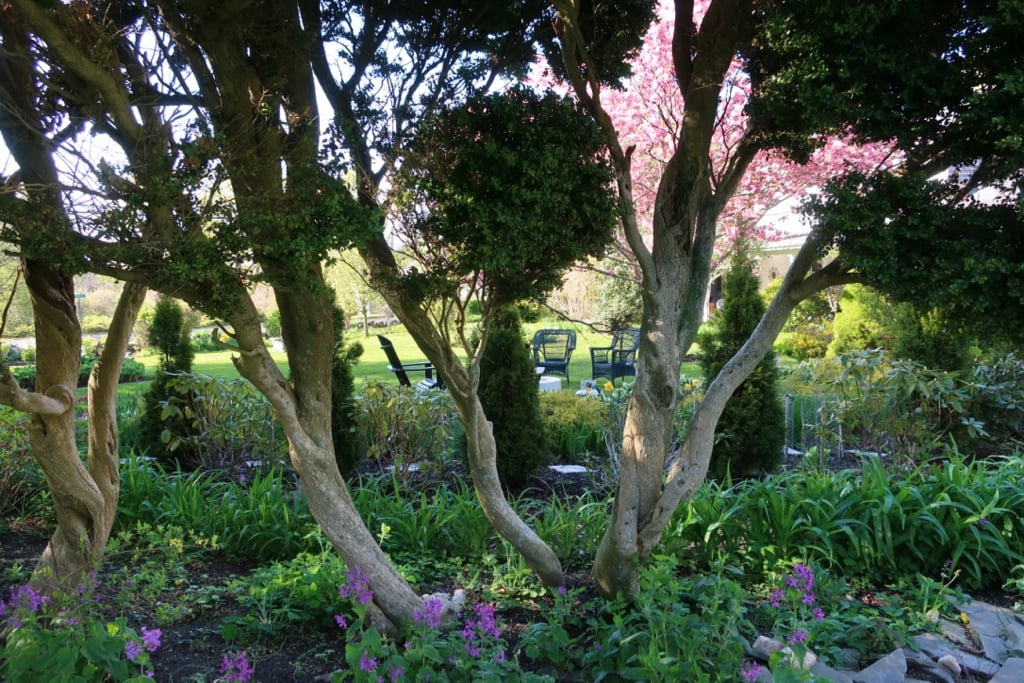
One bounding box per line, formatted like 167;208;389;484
377;335;445;390
531;328;577;384
590;327;641;385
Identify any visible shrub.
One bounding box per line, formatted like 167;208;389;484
156;374;289;472
79;314;112;333
330;307;363;478
0;408;45;519
698;247;785;479
966;353;1024;452
538;391;609;463
478;306;550;488
264;309;282;338
139;296;199;469
356;381;459;479
20;346;35;362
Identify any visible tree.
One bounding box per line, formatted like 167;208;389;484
698;247;785;479
0;5;147;591
0;0;608;630
551;0;1022;600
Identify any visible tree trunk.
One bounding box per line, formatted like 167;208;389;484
225;293;422;632
83;282;148;558
360;238;565;588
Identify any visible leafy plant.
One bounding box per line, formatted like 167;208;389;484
0;408;45;519
698;247;786;478
356;381;459;480
0;580;162;682
538;390;609;464
579;558;751;682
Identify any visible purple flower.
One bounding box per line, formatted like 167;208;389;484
339;566;374;605
359;653;378;672
979;517;990;527
769;589;785;608
413;596;444;629
11;584;48;613
801;592;817;606
792;563;815;591
220;652;253;682
465;644;481;658
813;607;826;621
740;660;763;682
334;614;348;629
557;585;567;595
788;630;808;645
141;627;162;652
124;640;143;662
472;603;500;639
388;666;405;681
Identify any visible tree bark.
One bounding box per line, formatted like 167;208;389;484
225;294;423;632
360;238;565;588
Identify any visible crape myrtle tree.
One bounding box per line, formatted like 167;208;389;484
551;0;1022;599
558;1;896;322
0;6;148;591
0;0;615;627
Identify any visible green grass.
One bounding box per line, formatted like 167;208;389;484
116;324;705;399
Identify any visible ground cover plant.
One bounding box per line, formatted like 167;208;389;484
3;355;1024;681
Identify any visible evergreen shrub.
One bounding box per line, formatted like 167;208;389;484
697;248;785;479
478;305;549;488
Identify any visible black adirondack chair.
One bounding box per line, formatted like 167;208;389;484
590;328;641;385
531;329;577;384
377;335;445;390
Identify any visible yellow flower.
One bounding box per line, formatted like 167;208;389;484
603;381;613;392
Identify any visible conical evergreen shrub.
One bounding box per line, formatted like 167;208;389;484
477;306;549;489
697;248;786;479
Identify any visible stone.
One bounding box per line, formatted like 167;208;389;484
936;654;961;676
961;600;1024;660
808;661;855;683
852;649;906;683
989;657;1024;683
903;648;957;683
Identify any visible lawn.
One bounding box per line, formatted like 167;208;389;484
136;325;705;394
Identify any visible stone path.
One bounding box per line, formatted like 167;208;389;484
748;599;1024;682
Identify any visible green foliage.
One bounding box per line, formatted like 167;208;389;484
331;568;541;682
79;314;112;333
594;259;642;329
331;307;363;478
538;391;609;464
8;357;145;390
669;453;1024;590
0;408;45;519
149;373;289;472
0;580;160;683
394;87;618;307
829;285;975;371
356;381;460;480
264;309;282;338
578;558;751;682
827;350;978;463
140;296;198;469
478;306;549;488
223;551;348;640
764;278;834;360
698;249;785;478
827;284;890;357
116;454;316;562
541;0;658;88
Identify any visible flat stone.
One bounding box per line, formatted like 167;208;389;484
852;649;906;683
903;649;956;683
809;661;855;683
989;657;1024;683
962;600;1024;660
